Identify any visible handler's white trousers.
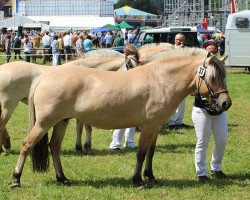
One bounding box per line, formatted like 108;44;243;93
52;53;59;66
109;127;136;149
168;99;186;125
192;106;228;176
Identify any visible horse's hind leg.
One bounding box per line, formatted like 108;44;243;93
83;124;92;154
75;119;83;152
50;120;70;185
11;124;48;188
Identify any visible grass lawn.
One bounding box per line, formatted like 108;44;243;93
0;52;249;199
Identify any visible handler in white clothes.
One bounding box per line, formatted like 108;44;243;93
192;41;229;183
109;44;137;150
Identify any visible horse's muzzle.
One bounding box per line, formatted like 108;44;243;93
222;99;232;111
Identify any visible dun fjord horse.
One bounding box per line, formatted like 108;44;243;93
10;48;232;188
0;47;139;155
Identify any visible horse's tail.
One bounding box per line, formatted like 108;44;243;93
29;76;49;172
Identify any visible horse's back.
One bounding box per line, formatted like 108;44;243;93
0;62;52;101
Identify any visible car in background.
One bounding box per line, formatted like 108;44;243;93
112;26;200;53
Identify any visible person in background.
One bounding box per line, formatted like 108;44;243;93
123;31;128;46
109;44;138;150
192;40;230;183
76;35;84;56
50;35;59;66
13;35;22;60
98;32;105;48
204;40;218;55
167;33;190;129
113;33;124;47
22;35;32;62
128;29;137;44
104;32;113;48
218;35;225;57
83;35;93;52
41;31;52;62
145;33;154;43
57;33;64;65
5;34;11;63
63;31;72;61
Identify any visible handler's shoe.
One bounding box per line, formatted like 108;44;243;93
198;176;209;183
109;147;121;151
210;170;227;179
124;142;137;149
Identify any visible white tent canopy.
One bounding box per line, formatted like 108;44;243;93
0;15;50;31
27;15;115;31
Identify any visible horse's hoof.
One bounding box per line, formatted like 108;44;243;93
4;145;11;150
83;149;92;155
134;182;149;189
63;179;71;186
75;145;83;152
10;182;21;189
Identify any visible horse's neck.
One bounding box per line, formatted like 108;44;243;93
156;56;201;100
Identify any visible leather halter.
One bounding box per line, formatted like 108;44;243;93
125;55;138;70
196;56;228;101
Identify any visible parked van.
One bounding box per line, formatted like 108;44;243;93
112;26;200;53
225;10;250;71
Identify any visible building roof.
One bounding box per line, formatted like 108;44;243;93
0;15;50;31
27;15;115;31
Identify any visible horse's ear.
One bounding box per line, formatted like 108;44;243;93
219;55;228;63
206;55;217;65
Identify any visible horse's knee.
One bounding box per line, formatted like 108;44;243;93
75;144;83;152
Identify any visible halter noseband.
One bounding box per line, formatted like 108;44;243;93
125;55;138;70
196;56;228;100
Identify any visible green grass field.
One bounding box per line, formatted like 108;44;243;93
0;53;249;199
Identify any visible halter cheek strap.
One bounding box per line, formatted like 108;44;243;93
196;58;228;100
125;56;138;70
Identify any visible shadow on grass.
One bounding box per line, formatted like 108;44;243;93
156;143;195;153
61;148;137;157
5;143;195;157
46;173;250;188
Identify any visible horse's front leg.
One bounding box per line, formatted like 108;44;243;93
3;128;11;150
143;131;159;182
0;107;14;155
133;128;155;187
50;120;70;185
75;119;83;152
83;124;92;154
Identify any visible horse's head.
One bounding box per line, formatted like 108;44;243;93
196;54;232;112
125;54;140;69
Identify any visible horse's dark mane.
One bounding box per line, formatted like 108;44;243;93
205;57;226;83
81;49;125;59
